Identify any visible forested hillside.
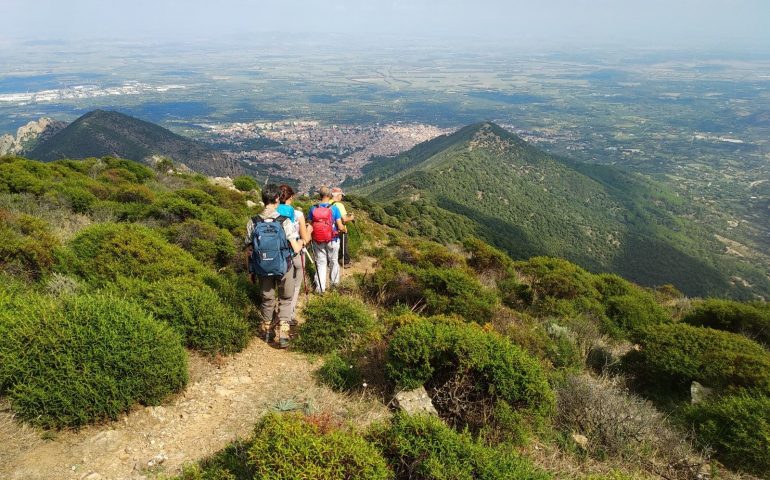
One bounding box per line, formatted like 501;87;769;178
347;122;770;300
27;110;243;176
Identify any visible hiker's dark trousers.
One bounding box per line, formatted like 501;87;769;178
339;232;350;265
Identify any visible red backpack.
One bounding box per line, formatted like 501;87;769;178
311;205;335;242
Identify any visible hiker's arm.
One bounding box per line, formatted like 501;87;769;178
298;215;311;244
336;218;347;234
289;238;302;255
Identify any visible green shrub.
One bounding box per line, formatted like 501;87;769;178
683;298;770;345
0;209;59;280
247;413;391;480
684;391;770;477
386;319;554;435
233;175;258;192
602;292;670;337
51;184;97;213
364;257;422;307
592;273;636;298
0;293;187;428
316;351;363;391
515;257;600;301
623;323;770;394
67;223;206;284
175;188;216;206
293;293;379;354
110;277;250;355
369;413;550;480
166;220;236;267
112;184;156;204
151;195;204;223
416;267;499;322
463;237;515;278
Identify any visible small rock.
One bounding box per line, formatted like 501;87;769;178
393;386;438;416
571;433;589;450
216;386;236;397
81;473;102;480
246;200;258;208
691;381;714;404
147;453;167;468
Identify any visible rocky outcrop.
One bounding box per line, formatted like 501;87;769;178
0;117;67;155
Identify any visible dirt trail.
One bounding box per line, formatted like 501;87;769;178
0;256;388;480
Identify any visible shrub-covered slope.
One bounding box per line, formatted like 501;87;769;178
0;155;261;427
347;122;770;299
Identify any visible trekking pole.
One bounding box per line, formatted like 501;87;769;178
299;249;309;300
309;242;325;294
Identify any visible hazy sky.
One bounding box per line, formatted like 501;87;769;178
2;0;768;50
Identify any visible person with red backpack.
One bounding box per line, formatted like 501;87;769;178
308;186;347;293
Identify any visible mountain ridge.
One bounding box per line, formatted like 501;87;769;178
351;122;770;299
27;110;243;176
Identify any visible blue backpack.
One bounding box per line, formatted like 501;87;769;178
250;215;292;277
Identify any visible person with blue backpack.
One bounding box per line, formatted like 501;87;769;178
308;186;347;293
245;184;305;348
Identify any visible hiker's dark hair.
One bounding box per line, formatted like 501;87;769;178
279;184;295;204
262;184;281;205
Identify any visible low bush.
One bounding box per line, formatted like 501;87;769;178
247;413;391;480
386;319;554;436
67;223;206;284
293;293;379;354
111;184;156;204
623;323;770;395
316;351;363;392
684;391;770;477
493;309;584;371
463;237;515;278
416;266;499;322
515;257;600;301
683;298;770;345
369;413;550;480
602;292;670;337
0;293;187;428
110;277;250;355
233;175;258;192
166;219;237;267
150;195;204;223
0;209;60;280
556;374;703;478
363;258;498;323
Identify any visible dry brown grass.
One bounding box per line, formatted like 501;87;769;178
0;400;43;474
555;374;708;480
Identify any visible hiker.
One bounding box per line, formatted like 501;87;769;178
308;186;347;293
278;184;311;325
245;184;306;348
331;187;354;268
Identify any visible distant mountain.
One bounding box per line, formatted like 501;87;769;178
348;122;770;299
27;110;242;176
0;117;67;156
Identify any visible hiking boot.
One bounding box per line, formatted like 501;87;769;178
264;330;276;343
278;336;290;349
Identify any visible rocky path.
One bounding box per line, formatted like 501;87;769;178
0;256;388;480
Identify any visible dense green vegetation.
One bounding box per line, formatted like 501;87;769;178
348;122;770;299
0;292;187;428
369;413;550;480
684;391;770;477
682;298;770;345
623;323;770;395
0;155;260;426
